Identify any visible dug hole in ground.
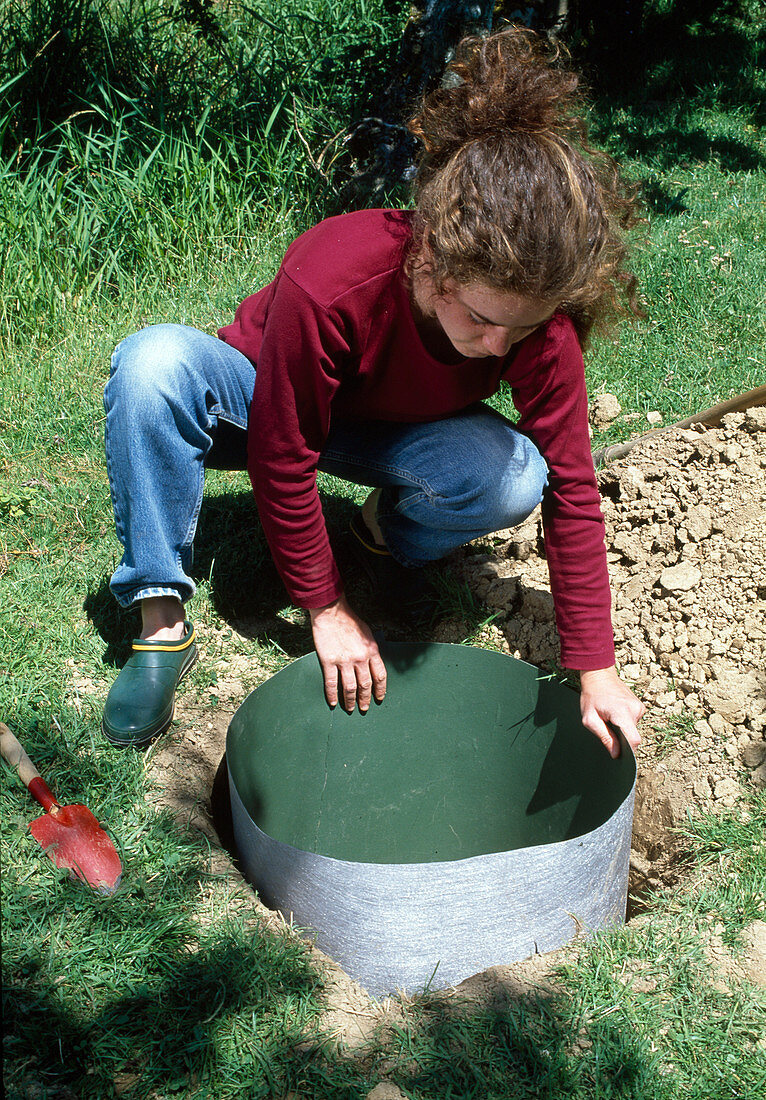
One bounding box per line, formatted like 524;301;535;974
138;407;766;1051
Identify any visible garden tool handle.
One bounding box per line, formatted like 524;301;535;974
0;722;59;812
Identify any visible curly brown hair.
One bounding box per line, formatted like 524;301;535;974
407;26;643;344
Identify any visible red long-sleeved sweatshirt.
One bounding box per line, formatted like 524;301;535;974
218;209;615;670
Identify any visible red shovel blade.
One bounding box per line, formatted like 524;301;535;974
29;804;122;895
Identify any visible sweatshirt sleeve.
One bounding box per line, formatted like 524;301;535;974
247;272;349;608
506;317;615;671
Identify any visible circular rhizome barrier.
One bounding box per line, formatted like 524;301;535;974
227;643;636;995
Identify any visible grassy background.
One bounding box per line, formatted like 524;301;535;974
2;1;765;1097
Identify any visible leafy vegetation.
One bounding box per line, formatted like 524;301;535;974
2;1;765;1097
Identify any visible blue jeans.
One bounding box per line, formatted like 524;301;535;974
104;324;548;607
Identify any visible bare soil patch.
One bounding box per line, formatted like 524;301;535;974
142;408;765;1046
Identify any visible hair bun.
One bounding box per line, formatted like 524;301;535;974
406;25;642;344
409;27;582;169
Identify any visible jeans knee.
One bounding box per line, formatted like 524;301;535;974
106;325;200;418
493;439;547;522
433;433;547;529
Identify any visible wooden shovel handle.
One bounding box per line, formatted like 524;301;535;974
593;382;766;466
0;722;58;812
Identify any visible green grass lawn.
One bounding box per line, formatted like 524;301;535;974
2;1;765;1097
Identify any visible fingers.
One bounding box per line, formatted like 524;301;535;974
321;664;340;710
338;655;387;713
370;653;387;703
310;596;387;714
619;718;642;753
582;704;644;759
581;709;621;759
582;706;643;759
353;656;387;712
322;658;386;714
579;665;645;759
340;664;367;713
352;668;373;714
609;698;645;755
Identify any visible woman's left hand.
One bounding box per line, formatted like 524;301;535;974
579;666;645;759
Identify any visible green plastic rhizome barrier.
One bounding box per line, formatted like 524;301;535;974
227;643;636;994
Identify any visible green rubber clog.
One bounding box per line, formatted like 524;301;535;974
102;622;198;748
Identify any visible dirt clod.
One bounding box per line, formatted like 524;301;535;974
590;393;622;427
366;1083;410;1100
741;920;766;989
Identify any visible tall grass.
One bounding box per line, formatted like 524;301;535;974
0;0;404;339
2;0;764;425
1;121;288;334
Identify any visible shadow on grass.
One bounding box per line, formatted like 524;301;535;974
2;931;358;1099
83;484;367;666
3;706;664;1100
570;1;766;216
84;480;489;668
3;930;666;1100
2;721;661;1100
607;117;765;175
577;0;764;114
378;988;665;1100
2;713;366;1096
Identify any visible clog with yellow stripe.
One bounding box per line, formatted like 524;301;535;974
102;622;198;748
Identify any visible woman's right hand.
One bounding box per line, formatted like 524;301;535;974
309;594;387;713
